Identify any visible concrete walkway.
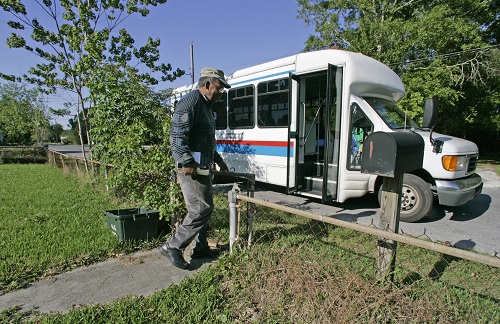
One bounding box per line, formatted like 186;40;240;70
0;248;216;315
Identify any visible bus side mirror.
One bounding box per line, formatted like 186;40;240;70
422;98;439;130
422;98;443;153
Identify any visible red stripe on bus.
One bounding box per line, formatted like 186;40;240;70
216;140;294;147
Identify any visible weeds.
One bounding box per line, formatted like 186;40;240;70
221;217;500;323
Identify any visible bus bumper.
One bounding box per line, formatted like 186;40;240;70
434;173;483;206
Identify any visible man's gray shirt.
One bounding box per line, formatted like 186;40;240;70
170;89;223;167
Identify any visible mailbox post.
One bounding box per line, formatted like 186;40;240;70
361;131;424;280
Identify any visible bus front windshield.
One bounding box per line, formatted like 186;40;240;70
365;97;420;130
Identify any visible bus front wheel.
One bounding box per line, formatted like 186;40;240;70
378;174;433;223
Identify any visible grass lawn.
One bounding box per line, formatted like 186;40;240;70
0;164;154;294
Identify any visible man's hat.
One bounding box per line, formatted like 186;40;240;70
200;67;231;89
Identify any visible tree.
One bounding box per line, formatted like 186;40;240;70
86;62;184;221
89;63;171;162
297;0;500;152
31;102;50;144
0;82;49;145
0;0;184;167
67;108;89;144
48;123;64;143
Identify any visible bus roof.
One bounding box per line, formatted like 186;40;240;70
175;49;405;102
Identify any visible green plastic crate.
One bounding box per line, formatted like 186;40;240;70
104;208;160;241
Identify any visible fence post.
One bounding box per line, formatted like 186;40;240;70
59;154;65;170
49;150;55;165
246;175;255;248
228;187;239;253
377;175;404;281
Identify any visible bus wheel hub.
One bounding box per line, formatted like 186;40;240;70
401;187;417;211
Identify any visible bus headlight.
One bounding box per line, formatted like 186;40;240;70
442;155;468;172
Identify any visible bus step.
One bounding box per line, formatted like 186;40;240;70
313;162;339;175
304;176;337;192
296;190;322;199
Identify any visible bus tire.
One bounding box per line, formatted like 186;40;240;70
378;174;433;223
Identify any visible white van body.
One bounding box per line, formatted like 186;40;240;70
173;49;483;222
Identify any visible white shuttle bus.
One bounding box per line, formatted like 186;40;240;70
174;49;483;222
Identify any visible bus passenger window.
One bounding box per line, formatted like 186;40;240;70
257;78;289;128
258;110;276;126
277;114;288;126
348;103;373;170
213;92;227;130
228;85;255;129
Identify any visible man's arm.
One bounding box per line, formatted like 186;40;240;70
214;151;228;172
169;98;196;167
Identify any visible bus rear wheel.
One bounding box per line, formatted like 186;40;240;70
378;174;433;223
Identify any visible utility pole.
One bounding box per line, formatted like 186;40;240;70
190;41;195;84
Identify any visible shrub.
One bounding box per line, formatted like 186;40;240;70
0;145;48;164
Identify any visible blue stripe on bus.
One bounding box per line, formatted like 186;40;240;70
216;144;293;157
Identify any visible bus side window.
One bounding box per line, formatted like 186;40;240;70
213;92;227;130
257;78;289;128
228;85;255;129
277;114;288;126
348;103;373;170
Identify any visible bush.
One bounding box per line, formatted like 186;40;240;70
0;145;48;164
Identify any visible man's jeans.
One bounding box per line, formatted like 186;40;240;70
166;171;213;252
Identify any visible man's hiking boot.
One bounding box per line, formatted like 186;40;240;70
159;243;189;270
190;247;221;259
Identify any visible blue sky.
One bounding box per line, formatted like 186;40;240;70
0;0;314;127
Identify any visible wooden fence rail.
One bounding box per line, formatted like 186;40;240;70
234;193;500;269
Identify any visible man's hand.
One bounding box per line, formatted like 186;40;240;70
182;162;201;176
216;160;229;172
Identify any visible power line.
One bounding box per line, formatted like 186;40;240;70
387;45;500;68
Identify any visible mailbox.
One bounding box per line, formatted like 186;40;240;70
361;132;424;177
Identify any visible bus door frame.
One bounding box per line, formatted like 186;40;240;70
321;64;342;202
286;65;342;200
286;72;301;194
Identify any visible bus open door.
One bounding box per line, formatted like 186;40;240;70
287;64;342;203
